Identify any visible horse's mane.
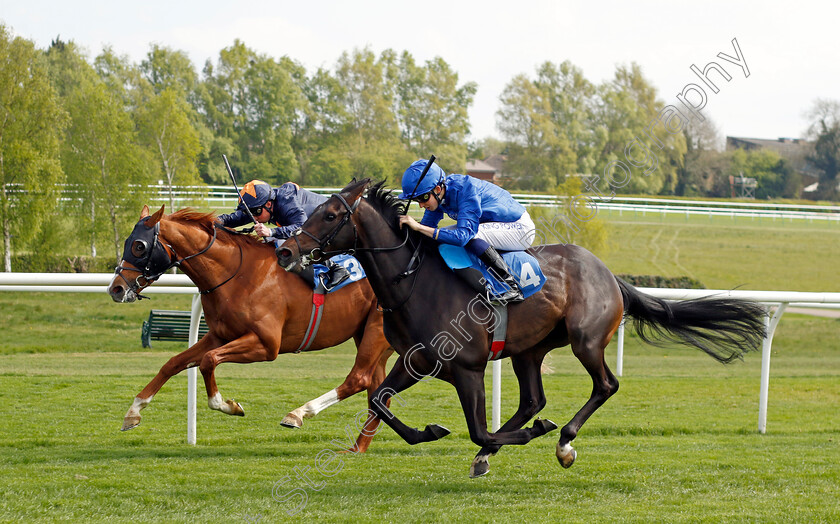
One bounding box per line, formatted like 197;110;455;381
362;180;439;254
363;180;409;230
168;208;217;230
167;208;266;247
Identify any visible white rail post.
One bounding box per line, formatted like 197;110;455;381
491;359;502;432
187;294;203;445
758;303;787;434
616;321;625;377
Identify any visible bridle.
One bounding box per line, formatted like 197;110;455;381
289;192;425;312
114;218;242;299
291;193;362;263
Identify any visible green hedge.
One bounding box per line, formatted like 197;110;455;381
616;274;706;289
11;254;119;273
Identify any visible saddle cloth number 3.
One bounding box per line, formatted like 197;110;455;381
342;258;364;281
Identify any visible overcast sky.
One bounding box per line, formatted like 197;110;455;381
2;0;835;144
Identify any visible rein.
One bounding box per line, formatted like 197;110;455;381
293;192;426;313
376;236;425;313
199;237;243;295
292;193;413;261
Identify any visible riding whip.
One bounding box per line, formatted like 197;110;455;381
223;154;258;225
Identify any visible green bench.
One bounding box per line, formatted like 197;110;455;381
141;309;209;348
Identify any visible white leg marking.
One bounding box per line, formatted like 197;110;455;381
126;396;153;418
297;388;341;419
208;392;226;412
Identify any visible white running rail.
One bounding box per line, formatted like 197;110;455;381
614;288;840;434
1;274;839;436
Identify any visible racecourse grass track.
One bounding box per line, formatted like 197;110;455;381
0;212;838;522
596;208;840;291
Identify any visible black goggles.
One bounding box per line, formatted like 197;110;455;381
413;191;433;203
246;205;265;216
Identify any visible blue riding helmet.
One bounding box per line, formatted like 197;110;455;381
399;160;445;200
238;180;272;208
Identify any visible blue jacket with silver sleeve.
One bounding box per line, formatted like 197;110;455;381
420;175;525;247
218;182;326;239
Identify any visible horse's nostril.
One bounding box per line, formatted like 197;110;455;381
111;285;123;295
277;248;291;259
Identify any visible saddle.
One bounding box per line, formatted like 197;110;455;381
438;244;546;300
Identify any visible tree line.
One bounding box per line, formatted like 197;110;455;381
1;24;836;271
0;26;478;270
486;61;836;201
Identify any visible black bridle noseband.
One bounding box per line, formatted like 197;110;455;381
114;218;241;299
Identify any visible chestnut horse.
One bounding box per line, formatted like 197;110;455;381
109;205;393;452
276;180;767;476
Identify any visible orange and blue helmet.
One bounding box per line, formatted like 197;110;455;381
399;159;445;200
239;180;272;209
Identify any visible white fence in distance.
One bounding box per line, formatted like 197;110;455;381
139;185;840;222
1;273;838;438
8;183;839;221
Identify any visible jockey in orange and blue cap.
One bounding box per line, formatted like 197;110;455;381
398;159;536;303
217;180;350;289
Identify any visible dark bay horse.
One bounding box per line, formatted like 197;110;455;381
276;179;766;476
108;205;393;452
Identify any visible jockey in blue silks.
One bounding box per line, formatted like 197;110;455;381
217;180;349;289
398;159;536;303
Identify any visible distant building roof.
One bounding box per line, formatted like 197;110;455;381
727;136;810;156
726;136;820;180
482;154;508;173
464;159;496;173
465;159;498;183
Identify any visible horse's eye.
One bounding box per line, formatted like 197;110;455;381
325;212;337;222
131;240;148;257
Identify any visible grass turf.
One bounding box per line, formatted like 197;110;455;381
0;324;838;522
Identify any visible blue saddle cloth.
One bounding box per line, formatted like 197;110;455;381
438;245;546;299
312;254;366;292
273;239;365;292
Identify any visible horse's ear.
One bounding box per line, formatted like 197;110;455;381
140;205;150;219
341;177;369;193
342;178;370;203
147;205;165;227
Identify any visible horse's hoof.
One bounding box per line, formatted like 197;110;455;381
121;416;141;431
424;424;451;441
534;418;558;435
280;413;303;429
469;456;490;478
556;442;577;469
226;400;245;417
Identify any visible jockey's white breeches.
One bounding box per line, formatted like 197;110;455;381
474;211;536;251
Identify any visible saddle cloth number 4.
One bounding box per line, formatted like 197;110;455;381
518;262;541;289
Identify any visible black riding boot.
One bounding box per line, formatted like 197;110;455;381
322;259;350;290
479;246;524;304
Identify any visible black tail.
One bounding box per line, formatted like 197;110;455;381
615;278;767;363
